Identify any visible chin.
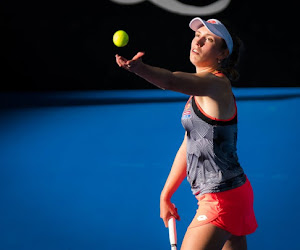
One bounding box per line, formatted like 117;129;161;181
189;56;201;68
189;54;197;66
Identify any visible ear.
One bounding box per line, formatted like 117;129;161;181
217;49;230;61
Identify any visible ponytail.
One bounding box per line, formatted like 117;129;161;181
218;33;242;81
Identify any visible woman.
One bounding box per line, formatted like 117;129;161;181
115;17;257;250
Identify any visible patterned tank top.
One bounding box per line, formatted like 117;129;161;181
181;96;246;196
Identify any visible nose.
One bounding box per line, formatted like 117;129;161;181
195;37;205;47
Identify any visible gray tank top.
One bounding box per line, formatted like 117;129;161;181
181;96;246;196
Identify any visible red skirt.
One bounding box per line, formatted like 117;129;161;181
188;177;258;236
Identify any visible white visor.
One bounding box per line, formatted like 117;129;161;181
189;17;233;55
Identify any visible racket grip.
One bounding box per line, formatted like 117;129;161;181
168;217;177;249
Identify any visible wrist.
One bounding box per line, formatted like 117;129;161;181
160;191;172;202
131;61;146;75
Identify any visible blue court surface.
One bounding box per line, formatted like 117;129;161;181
0;87;300;250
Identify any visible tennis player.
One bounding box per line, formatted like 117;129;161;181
116;17;257;250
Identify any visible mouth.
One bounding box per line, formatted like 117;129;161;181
191;49;199;55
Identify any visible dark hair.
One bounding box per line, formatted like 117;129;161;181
217;33;242;81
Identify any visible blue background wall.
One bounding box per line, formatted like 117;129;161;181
0;88;299;249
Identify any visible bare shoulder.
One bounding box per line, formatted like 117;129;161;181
194;73;235;119
195;72;233;104
194;71;231;93
170;71;230;96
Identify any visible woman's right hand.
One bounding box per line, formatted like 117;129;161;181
115;52;145;73
160;198;180;227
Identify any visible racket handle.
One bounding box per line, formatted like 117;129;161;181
168;217;177;250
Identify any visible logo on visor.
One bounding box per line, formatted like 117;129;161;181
207;20;217;24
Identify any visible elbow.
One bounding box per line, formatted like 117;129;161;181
162;73;179;91
162;80;172;91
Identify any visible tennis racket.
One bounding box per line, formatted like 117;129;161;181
168;217;177;250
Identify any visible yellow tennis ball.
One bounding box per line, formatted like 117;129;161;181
113;30;129;47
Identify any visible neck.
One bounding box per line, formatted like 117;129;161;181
195;66;217;74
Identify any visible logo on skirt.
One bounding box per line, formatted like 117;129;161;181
197;215;208;221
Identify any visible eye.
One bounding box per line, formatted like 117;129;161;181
207;37;214;42
195;32;202;38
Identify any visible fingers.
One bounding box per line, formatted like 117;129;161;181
115;52;144;71
170;204;180;221
164;219;169;228
132;51;145;61
164;214;180;228
115;54;134;71
115;54;128;68
161;203;180;228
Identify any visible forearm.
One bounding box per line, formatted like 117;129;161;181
133;63;174;90
116;52;215;96
133;62;214;95
160;142;187;201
